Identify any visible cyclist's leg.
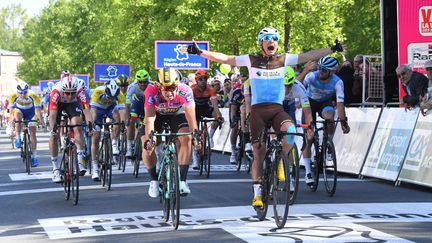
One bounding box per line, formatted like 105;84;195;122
13;109;23;147
68;102;86;175
26;108;38;167
303;99;320;185
49;106;63;182
321;100;336;139
250;104;272;206
240;103;252;155
142;113;159;198
172;113;192;195
109;106;121;155
192;107;204;169
90;107;106;179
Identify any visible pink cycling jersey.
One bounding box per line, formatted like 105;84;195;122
144;83;195;115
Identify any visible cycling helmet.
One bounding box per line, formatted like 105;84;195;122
105;79;120;98
284;66;296;86
47;82;55;92
17;82;29;93
135;69;150;82
116;74;130;86
257;27;280;45
195;69;208;80
318;56;339;71
60;70;71;80
61;75;79;92
157;68;181;87
76;78;86;90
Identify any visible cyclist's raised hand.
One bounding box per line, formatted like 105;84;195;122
180;40;202;55
330;39;345;53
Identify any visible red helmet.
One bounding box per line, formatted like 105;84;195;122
195;69;208;80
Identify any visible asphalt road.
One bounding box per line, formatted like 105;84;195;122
0;129;431;243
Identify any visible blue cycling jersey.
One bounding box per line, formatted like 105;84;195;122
303;71;345;103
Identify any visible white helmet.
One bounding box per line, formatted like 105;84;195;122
76;78;86;90
105;79;120;98
17;82;30;93
257;27;280;45
61;76;79;92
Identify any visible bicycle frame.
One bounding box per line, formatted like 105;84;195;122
15;120;36;175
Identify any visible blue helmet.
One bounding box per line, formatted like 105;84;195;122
257;27;280;45
47;82;55;92
318;56;339;71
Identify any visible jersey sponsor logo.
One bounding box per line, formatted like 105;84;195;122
78;91;87;103
256;70;281;77
185;93;193;102
147;96;156;105
51;92;60;103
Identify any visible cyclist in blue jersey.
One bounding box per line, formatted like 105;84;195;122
183;27;345;207
301;55;350;187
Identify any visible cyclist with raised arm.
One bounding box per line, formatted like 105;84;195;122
90;80;123;180
125;70;151;157
8;82;43;167
190;69;223;170
143;68;200;198
301;56;350;187
49;74;93;182
183;27;344;207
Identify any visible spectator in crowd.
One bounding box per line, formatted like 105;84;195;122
222;78;232;107
352;55;368;103
420;60;432;115
396;64;428;107
337;59;356;105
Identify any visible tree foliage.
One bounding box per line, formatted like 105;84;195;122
1;0;381;84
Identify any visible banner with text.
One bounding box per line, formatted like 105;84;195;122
333;107;382;175
154;40;210;70
39;79;59;93
361;108;418;181
94;64;131;83
398;114;432;188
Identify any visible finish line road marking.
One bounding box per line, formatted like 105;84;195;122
38;202;432;241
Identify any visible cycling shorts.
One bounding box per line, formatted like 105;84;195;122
94;104;116;125
55;102;82;124
309;98;335;121
154;113;188;134
14;107;36;126
195;104;213;120
250;103;292;143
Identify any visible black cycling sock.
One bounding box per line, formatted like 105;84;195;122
149;167;158;181
244;132;251;143
180;165;189;181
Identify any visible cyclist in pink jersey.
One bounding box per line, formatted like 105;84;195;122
142;68;200;198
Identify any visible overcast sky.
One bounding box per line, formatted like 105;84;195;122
0;0;50;17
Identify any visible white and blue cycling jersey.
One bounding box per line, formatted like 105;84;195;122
235;53;299;106
303;71;345;103
126;81;145;105
284;80;310;107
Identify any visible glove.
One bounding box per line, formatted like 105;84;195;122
330;39;343;53
187;41;202;55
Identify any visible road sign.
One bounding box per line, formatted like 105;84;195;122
94;64;131;83
154;40;210;70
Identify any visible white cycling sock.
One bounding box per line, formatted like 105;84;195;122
231;144;237;154
253;184;262;197
303;158;311;175
32;150;37;159
51;157;59;170
77;150;84;165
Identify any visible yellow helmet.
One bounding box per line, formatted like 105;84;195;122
157;68;181;87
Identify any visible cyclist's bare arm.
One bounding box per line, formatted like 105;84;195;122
35;107;43;125
82;108;93;124
210;98;222;117
336;102;347;120
298;48;333;64
49;109;57;131
297;61;316;83
245;96;251;115
90;108;97;123
199;50;237;67
144;107;156;139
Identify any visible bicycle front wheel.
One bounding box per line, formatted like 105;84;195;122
70;146;79;205
309;140;320;192
272;153;290;228
169;157;180;230
61;151;70;201
105;138;113;191
323;140;337;197
204;131;211;178
24;132;31;174
289;144;300;205
236;130;244;172
120;134;127;172
160;163;170;222
132;138;141;178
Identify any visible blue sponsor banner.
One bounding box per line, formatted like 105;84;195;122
94;63;131;83
39;79;59;93
155;40;210;70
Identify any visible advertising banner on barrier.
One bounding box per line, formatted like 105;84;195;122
212;108;232;153
361;108;418;181
398;114;432;188
333;107;381;175
39;79;59;93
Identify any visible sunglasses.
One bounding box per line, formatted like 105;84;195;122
138;81;148;84
261;34;279;42
18;91;28;95
64;92;77;96
198;77;208;82
161;85;177;92
318;66;332;73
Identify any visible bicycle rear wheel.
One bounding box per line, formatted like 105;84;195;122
323;140;337;197
98;140;105;185
70;146;79;205
169;155;180;230
132;137;141;178
289;144;300;205
309;140;320;192
256;158;271;221
272;153;290;228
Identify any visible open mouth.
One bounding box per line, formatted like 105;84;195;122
267;45;275;51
